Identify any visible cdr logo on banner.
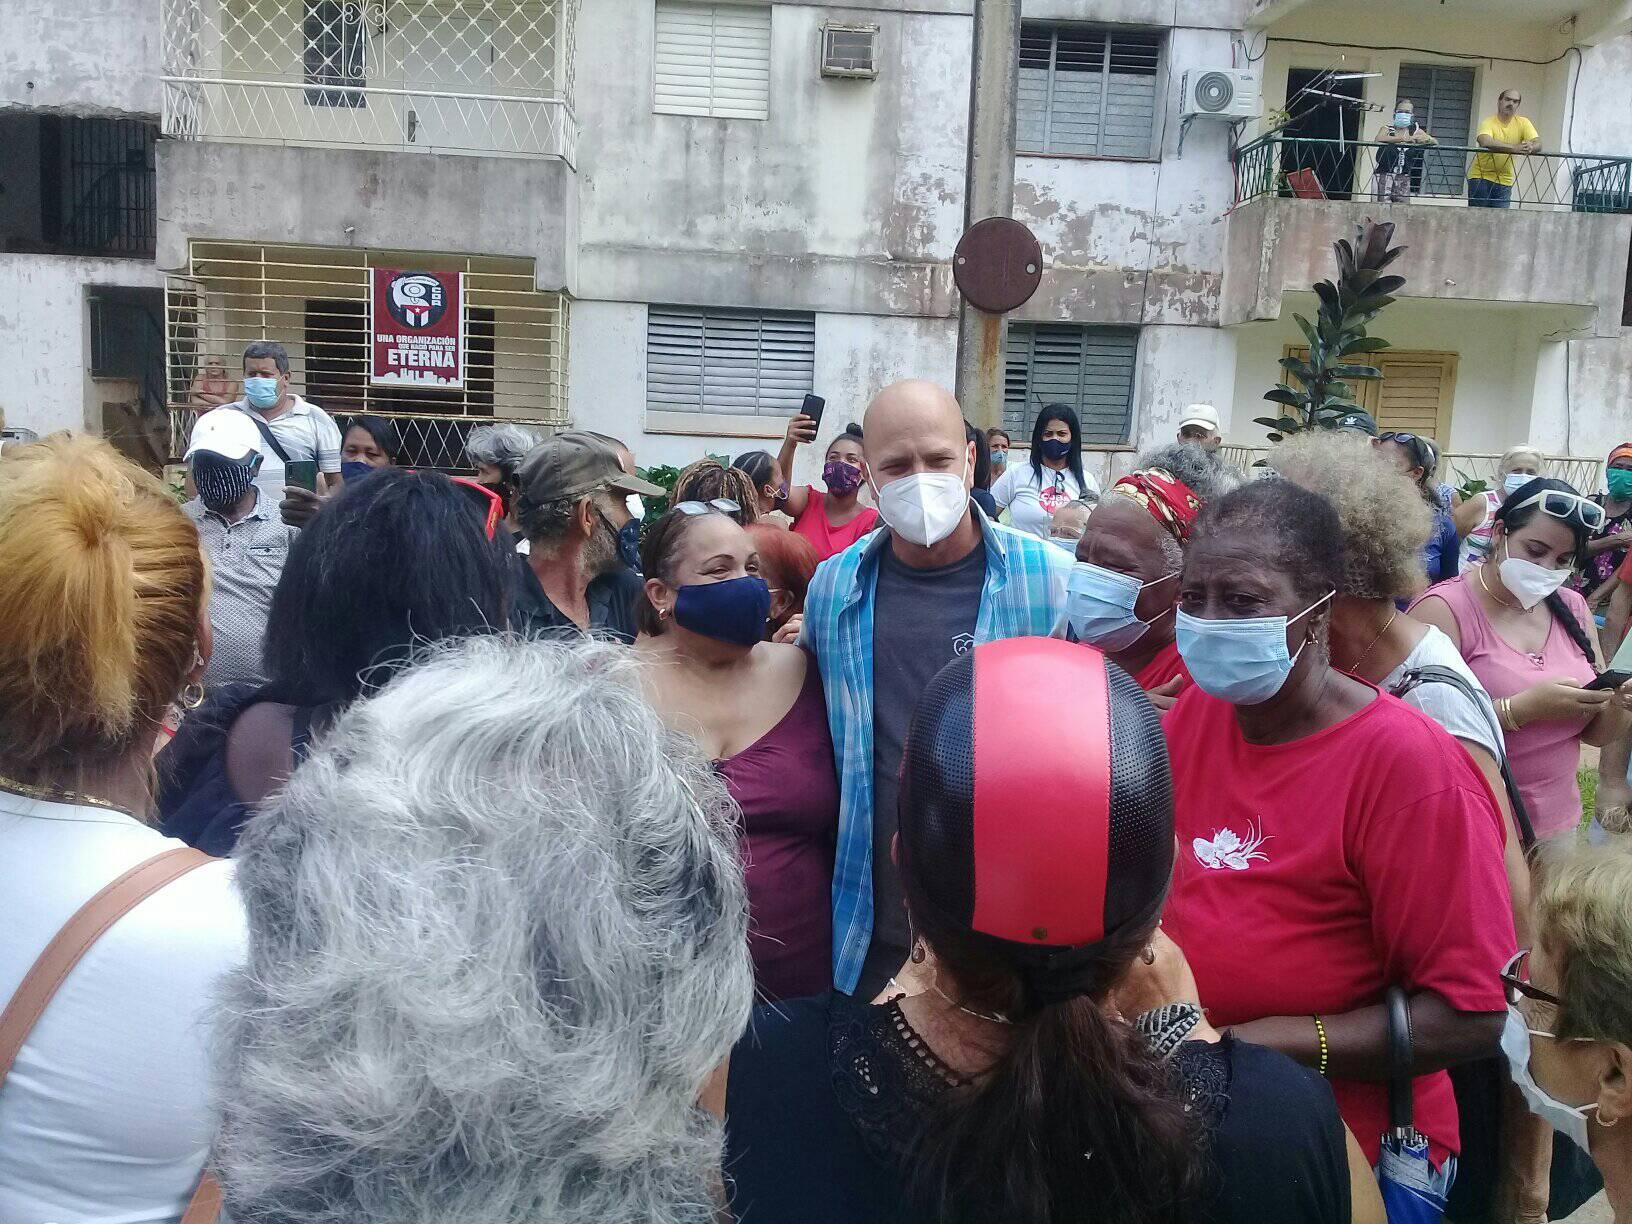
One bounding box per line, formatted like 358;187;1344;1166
370;268;464;389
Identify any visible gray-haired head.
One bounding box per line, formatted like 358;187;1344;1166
242;340;290;375
1131;440;1241;503
464;422;542;478
214;635;754;1224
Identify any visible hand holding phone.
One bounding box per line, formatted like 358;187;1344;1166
1583;669;1632;692
801;394;826;430
285;460;319;492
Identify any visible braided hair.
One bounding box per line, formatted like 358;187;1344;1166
1495;477;1598;667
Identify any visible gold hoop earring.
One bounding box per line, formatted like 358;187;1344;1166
181;683;205;710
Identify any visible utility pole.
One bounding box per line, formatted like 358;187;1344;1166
953;0;1022;429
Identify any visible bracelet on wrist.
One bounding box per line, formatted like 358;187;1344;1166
1312;1013;1331;1077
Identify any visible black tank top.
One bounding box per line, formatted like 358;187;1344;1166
724;994;1350;1224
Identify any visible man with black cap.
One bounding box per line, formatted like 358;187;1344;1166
510;431;664;641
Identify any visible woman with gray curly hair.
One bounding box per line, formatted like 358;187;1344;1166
466;422;541;523
213;636;754;1224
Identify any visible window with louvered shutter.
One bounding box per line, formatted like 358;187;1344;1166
1285;345;1457;441
1003;324;1139;444
647;307;815;416
1017;24;1161;159
1394;64;1476;195
654;1;772;120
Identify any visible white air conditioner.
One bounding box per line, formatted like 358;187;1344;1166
821;23;878;79
1180;69;1259;120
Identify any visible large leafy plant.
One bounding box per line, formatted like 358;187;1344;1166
1258;220;1406;441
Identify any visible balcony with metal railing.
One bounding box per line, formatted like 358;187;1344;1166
1221;135;1632;334
161;0;577;161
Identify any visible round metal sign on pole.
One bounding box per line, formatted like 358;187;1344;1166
953;217;1043;313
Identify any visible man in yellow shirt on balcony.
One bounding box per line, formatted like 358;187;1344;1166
1468;88;1541;209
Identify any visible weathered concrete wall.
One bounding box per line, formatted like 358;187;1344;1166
1221;196;1629;336
1014;25;1239;329
156;142;579;289
573;2;968;317
1228;294;1579;453
0;254;163;435
567;299;958;476
2;0;158;114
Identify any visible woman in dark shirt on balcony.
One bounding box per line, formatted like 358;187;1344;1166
1372;98;1437;202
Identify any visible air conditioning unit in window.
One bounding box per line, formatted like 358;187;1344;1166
1180;69;1259;120
821;22;878;79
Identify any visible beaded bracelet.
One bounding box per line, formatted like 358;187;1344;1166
1312;1014;1331;1077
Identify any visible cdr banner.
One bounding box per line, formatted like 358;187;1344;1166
370;268;465;389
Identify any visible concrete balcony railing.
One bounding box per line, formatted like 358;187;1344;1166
160;0;578;163
1222;136;1632;333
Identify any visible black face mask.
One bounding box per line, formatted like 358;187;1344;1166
193;452;260;513
617;518;643;573
481;480;514;517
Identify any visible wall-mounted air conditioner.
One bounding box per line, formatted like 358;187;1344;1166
821;22;878;79
1180;69;1260;120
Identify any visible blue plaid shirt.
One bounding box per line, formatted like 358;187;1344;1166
800;508;1073;994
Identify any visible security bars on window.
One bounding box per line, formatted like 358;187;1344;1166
166;241;569;465
161;0;578;161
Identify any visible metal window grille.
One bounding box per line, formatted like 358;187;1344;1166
304;0;369;108
646;306;814;416
1018;24;1161;159
654;1;772;120
39;116;157;258
1003;323;1138;445
1393;64;1476;196
162;0;578;161
821;24;877;79
166;242;568;463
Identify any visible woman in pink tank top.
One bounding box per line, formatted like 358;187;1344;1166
1414;478;1632;839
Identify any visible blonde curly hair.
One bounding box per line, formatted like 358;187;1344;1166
1266;431;1432;601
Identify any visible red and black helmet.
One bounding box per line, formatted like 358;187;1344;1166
898;637;1173;1004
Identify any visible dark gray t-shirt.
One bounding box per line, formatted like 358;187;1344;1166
858;537;986;998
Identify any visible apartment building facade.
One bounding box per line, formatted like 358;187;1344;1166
5;0;1632;485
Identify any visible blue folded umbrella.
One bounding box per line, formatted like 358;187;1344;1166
1380;987;1455;1223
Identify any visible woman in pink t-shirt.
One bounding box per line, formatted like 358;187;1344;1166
1414;478;1632;840
1164;477;1515;1184
776;416;879;562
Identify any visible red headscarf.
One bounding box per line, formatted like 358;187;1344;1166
1112;468;1203;543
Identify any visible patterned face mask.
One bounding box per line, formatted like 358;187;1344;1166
193;451;260;513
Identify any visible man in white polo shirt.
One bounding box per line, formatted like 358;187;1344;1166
217;341;343;520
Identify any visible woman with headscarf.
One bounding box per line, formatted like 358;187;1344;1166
1576;441;1632;601
1059;442;1225;703
1457;444;1543;571
721;638;1378;1224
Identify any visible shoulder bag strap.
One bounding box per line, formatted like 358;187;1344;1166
230;406;293;465
1389;665;1538;852
0;845;222;1223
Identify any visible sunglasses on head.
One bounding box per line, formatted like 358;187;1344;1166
448;477;504;541
1380;431;1437;473
1509;487;1606;532
673;498;741;517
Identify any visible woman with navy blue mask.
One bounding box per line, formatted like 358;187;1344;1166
635;504;839;1001
338;415;401;482
991;403;1101;539
1162;479;1517;1217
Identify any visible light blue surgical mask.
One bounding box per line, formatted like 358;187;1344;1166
1175;591;1333;705
1504;472;1534;498
1393;111;1413;128
244;375;281;410
1067;562;1177;652
1502;1006;1600;1153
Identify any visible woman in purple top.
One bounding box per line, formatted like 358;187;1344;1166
1414;478;1632;839
635;502;839;1001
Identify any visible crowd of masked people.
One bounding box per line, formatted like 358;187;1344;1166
5;345;1632;1224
